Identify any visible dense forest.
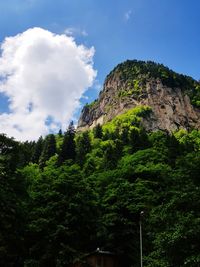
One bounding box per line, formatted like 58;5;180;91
1;105;200;267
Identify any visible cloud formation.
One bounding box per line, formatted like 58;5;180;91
64;27;88;37
124;10;132;21
0;27;96;141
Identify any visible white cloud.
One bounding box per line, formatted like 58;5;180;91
64;27;88;37
124;10;132;21
0;27;96;141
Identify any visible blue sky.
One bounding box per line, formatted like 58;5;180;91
0;0;200;140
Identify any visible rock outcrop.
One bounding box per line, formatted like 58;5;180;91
78;60;200;132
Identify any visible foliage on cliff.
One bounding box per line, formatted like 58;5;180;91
1;105;200;266
102;105;151;134
104;60;200;107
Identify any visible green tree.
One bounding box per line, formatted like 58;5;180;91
31;136;44;163
39;134;56;169
101;139;123;169
24;162;98;266
57;121;76;165
128;127;141;152
76;131;91;165
0;134;26;266
145;176;200;267
93;124;103;139
58;129;62;136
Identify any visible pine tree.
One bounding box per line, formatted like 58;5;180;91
57;121;76;165
93;124;103;139
129;128;140;152
39;134;56;169
32;136;44;163
76;131;91;165
58;129;62;136
0;134;26;266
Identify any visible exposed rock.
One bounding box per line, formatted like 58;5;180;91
78;60;200;132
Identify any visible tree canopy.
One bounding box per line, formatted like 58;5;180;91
0;106;200;266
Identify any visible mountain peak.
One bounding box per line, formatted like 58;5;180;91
78;60;200;132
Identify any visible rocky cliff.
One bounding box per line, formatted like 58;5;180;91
78;60;200;132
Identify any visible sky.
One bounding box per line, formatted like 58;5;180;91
0;0;199;141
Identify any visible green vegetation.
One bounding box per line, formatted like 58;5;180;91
85;99;98;109
106;60;200;107
118;79;142;98
103;105;152;134
1;106;200;266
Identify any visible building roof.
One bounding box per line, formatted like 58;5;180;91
88;248;115;256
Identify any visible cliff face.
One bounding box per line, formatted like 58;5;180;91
78;60;200;132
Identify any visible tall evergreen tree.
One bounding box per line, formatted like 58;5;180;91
58;129;63;136
0;134;26;266
31;136;44;164
39;134;56;169
76;131;91;165
93;124;103;139
128;127;140;152
57;121;76;165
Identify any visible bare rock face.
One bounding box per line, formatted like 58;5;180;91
78;60;200;132
139;80;200;132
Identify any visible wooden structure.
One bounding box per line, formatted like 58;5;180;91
69;249;119;267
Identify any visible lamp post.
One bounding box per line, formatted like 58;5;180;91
139;211;144;267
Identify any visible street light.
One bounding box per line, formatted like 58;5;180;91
139;211;144;267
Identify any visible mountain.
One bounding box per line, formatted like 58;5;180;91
1;61;200;266
78;60;200;132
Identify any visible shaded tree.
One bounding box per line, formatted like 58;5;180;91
58;129;62;136
24;163;98;266
39;134;56;169
31;136;44;163
76;131;91;165
57;121;76;165
93;124;103;139
0;134;26;266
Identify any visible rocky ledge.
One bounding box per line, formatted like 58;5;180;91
78;60;200;132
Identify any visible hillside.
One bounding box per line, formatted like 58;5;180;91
78;60;200;132
0;60;200;267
